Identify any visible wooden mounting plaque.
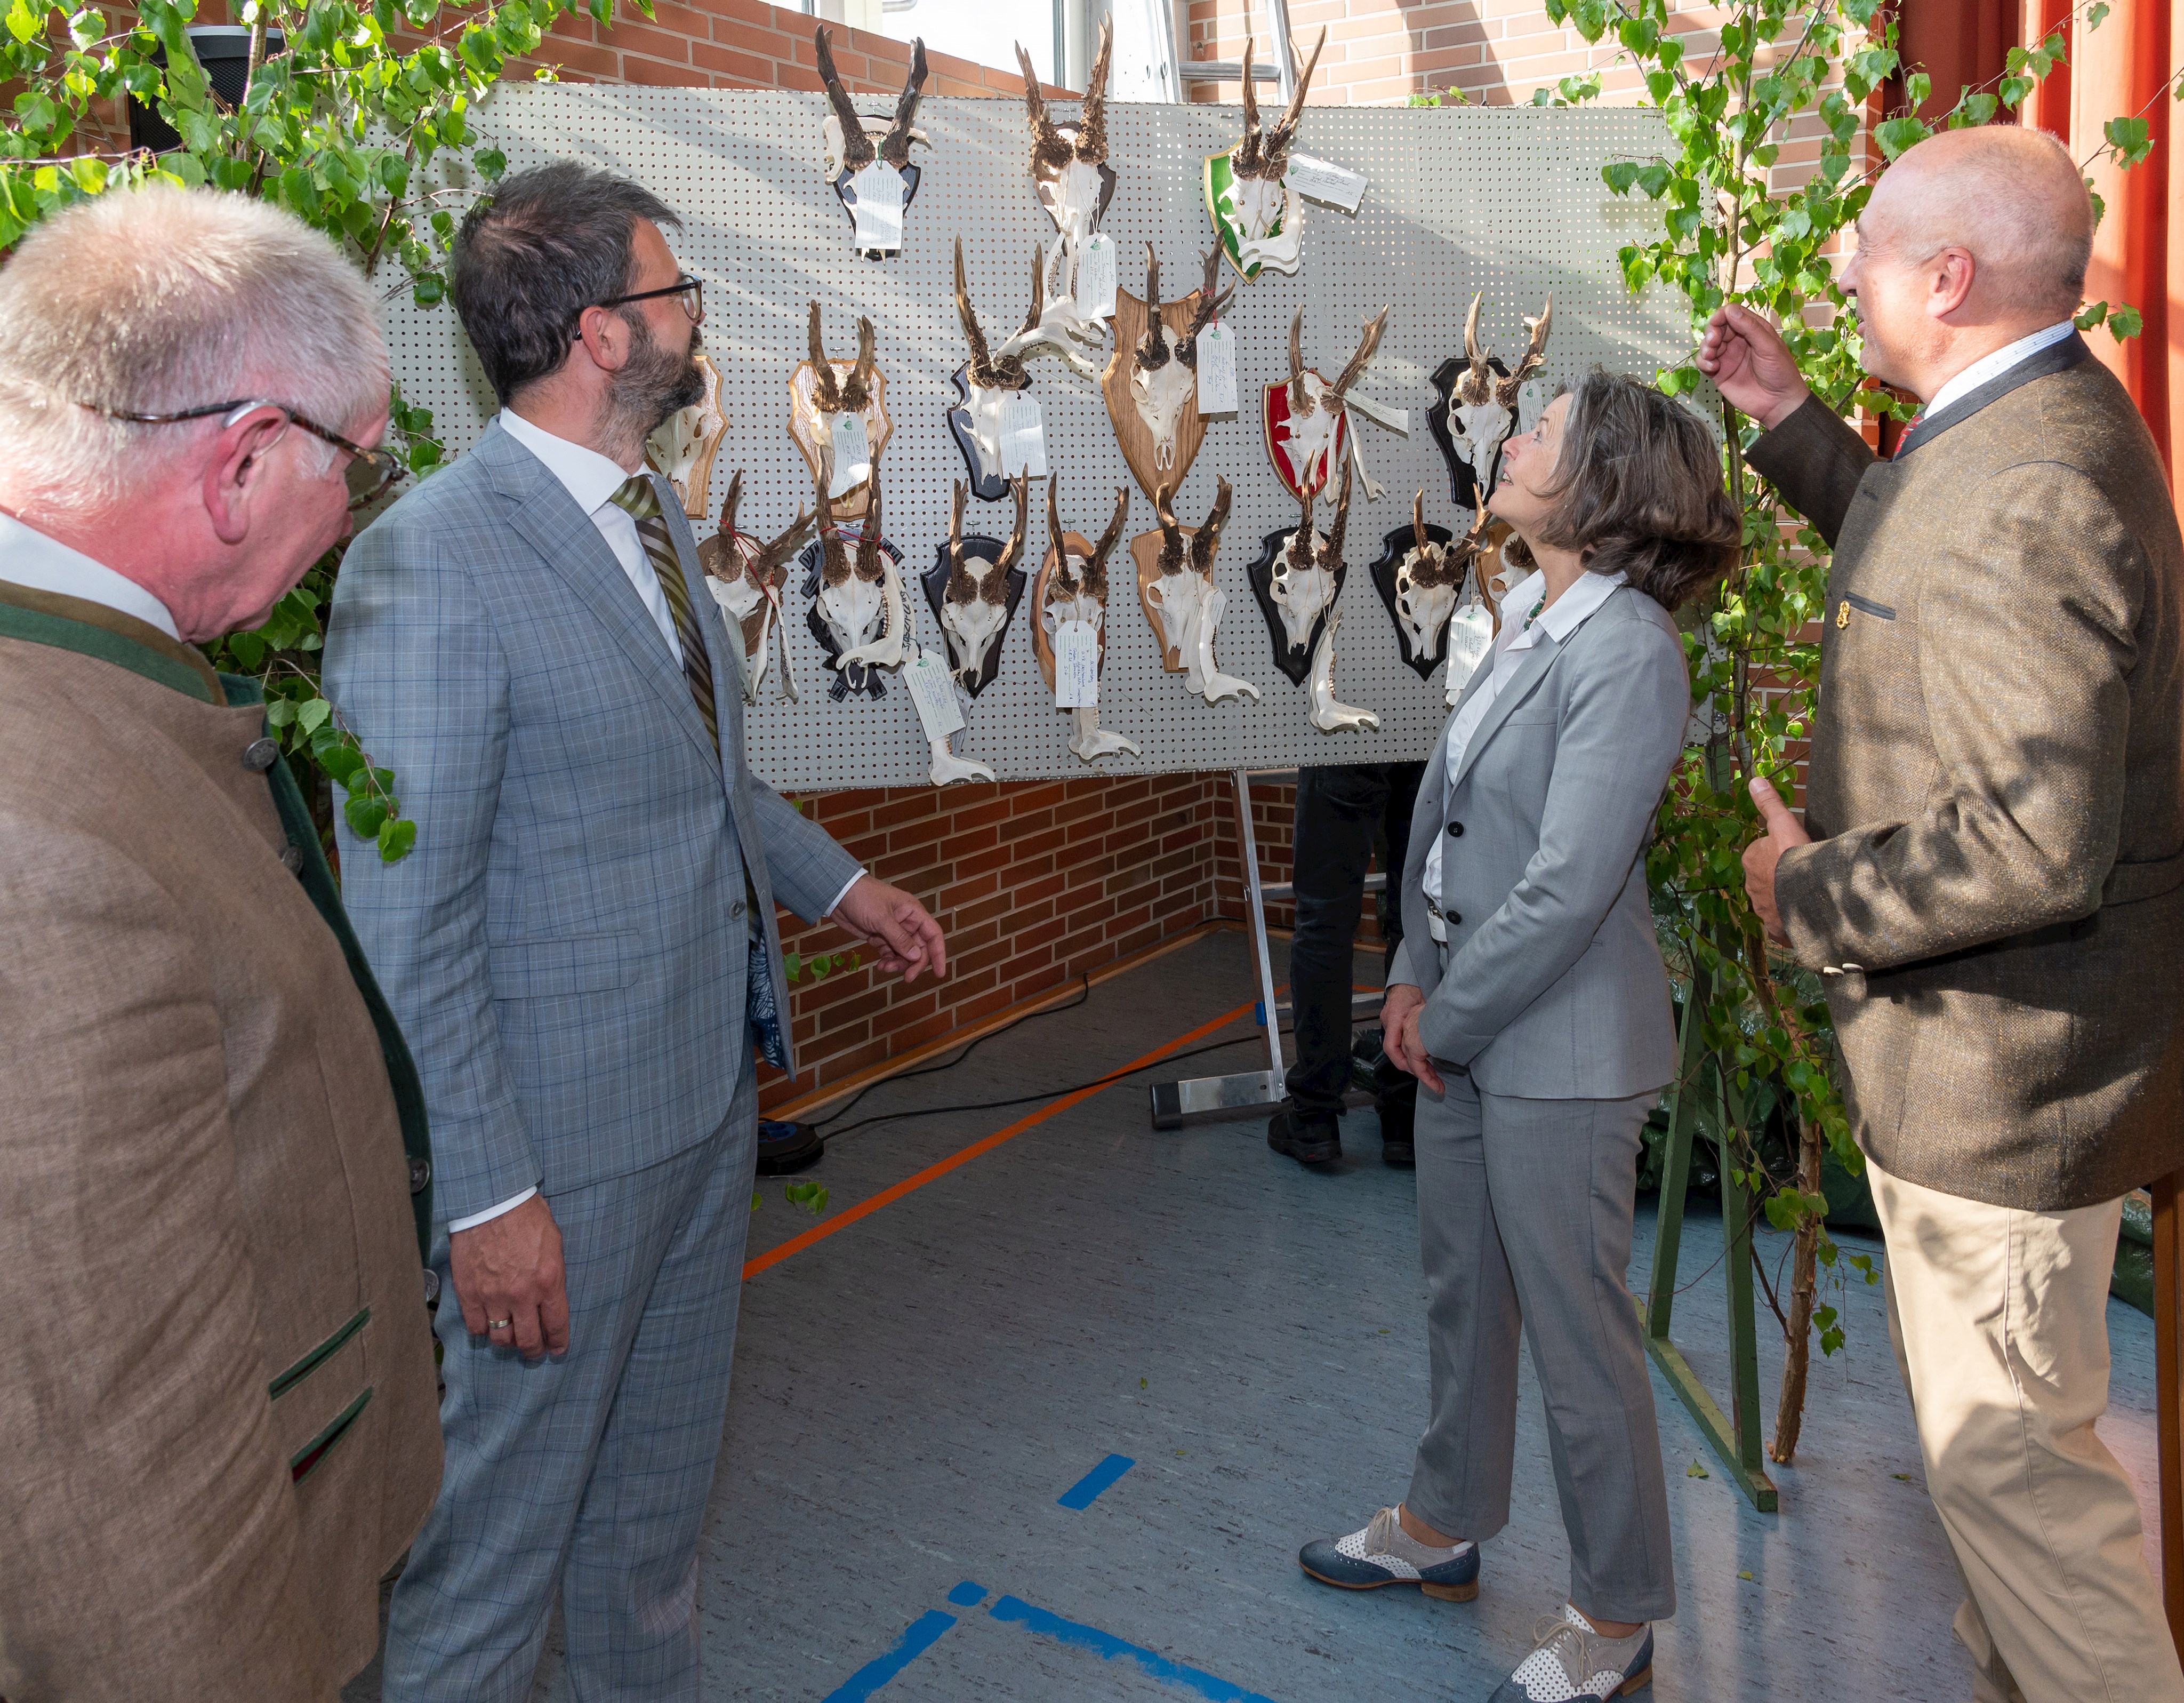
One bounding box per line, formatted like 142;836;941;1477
1102;285;1208;505
786;361;890;519
1030;531;1099;692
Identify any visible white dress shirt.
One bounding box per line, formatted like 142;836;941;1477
1422;565;1628;936
0;510;182;637
1923;318;2077;418
461;413;863;1234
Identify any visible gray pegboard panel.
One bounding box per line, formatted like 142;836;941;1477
381;89;1680;793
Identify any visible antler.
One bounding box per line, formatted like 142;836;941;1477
1189;477;1233;579
943;481;977;602
993;472;1031;578
1154;480;1184;577
719;470;744;560
815;481;850;587
1017;244;1045;342
1076;15;1113;162
1287;310;1312;417
1045;475;1065;577
753;504;815;582
807;302;842;413
1323;455;1355;570
956;237;999;388
814;27;875;175
1456;293;1496;406
1289;483;1318;578
1326;306;1391;412
1134;245;1171;372
1495;294;1552;407
1017;42;1073;173
855;481;885;582
1259;29;1327;178
878;38;928;170
840;316;876;412
1177;247;1232;370
1232;36;1263;177
1087;484;1128;597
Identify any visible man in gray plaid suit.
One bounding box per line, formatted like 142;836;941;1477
325;163;947;1701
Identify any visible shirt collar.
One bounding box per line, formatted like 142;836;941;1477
1504;565;1627;651
499;407;644;515
1925;319;2078;417
0;509;181;639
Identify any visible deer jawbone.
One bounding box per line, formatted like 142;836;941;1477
1194;583;1260;706
942;593;1009;687
1070;706;1138;763
1452;402;1513;494
1132;362;1194;471
1393;565;1458;664
1270;549;1335;657
1307;610;1378;733
929;735;997;787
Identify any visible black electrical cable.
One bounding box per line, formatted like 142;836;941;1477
808;914;1248;1134
821;1032;1271;1145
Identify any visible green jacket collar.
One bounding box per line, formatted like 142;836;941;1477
0;578;226;703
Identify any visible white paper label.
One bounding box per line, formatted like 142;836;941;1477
827;410;871;498
903;646;965;738
1285;152;1368;213
1445;602;1495;704
847;162;905;251
1346;391;1410;434
1054;620;1099;708
1079;233;1118;320
1195;321;1239;414
999;392;1048;478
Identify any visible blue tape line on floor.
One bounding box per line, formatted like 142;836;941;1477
1057;1452;1136;1509
822;1608;958;1701
987;1595;1282;1702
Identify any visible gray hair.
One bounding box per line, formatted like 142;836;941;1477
0;184;388;524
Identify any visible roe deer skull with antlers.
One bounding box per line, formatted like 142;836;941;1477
1276;304;1391;499
1016;18;1114;250
1038;477;1137;763
816;26;928;179
698;473;815;703
1448;292;1552;499
935;474;1030;693
1211;30;1326;276
1129;247;1229;475
1143;477;1257;706
789;303;886;511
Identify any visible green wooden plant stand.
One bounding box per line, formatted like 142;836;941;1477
1637;958;1779;1513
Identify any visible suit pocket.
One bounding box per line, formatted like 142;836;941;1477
1842;591;1896;620
489;932;639;997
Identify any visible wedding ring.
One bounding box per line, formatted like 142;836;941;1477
487;1317;511;1330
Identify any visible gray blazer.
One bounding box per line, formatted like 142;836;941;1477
1390;582;1689;1099
324;420;862;1224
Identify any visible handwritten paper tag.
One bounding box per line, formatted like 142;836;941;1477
999;392;1048;478
1195;321;1239;414
904;646;965;738
1285;152;1368;214
827;410;871;498
1055;620;1099;708
1079;233;1118;319
847;162;905;252
1346;391;1410;434
1445;602;1495;704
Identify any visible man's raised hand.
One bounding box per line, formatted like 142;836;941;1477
1697;303;1810;430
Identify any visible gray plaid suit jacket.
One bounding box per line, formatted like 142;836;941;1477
1389;582;1689;1099
324;419;861;1224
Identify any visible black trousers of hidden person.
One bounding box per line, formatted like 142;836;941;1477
1283;761;1427;1131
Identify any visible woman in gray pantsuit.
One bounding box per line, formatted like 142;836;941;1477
1297;372;1738;1702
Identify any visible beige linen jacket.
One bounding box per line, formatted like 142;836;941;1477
1750;336;2184;1211
0;589;441;1700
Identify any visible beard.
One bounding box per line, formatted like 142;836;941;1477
601;312;705;450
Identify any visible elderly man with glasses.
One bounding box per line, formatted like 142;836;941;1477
0;186;442;1701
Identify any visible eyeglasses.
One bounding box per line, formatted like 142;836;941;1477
79;398;405;510
596;273;705;324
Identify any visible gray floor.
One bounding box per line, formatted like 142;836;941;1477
348;928;2168;1702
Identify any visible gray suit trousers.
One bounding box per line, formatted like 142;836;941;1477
1406;1072;1676;1624
382;1060;758;1702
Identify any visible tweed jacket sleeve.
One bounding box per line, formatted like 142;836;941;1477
324;516;538;1225
0;827;334;1699
1774;459;2140;971
1748;394;1876;548
1415;606;1688;1066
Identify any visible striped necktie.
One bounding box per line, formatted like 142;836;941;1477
610;475;718;746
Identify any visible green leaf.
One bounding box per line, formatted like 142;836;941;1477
2087;0;2110;27
1686;1459;1710;1478
2109;302;2143;339
2103;114;2152;169
344;794;389;839
377;815;417;861
1874;116;1929;159
2076;299;2110;331
783;1179;828;1214
296;696;333;734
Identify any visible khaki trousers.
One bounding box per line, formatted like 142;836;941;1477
1868;1154;2184;1703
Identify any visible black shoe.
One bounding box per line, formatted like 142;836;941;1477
1268;1104;1342;1165
1378;1105;1416;1168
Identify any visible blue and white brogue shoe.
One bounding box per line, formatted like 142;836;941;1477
1489;1605;1653;1700
1298;1506;1480;1601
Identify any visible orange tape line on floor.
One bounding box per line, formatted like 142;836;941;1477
742;996;1259;1281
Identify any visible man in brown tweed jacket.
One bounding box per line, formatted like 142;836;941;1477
0;189;441;1699
1707;126;2184;1702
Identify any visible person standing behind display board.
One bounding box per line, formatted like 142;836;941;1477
1711;123;2184;1703
0;185;442;1702
325;162;949;1701
1296;371;1738;1703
